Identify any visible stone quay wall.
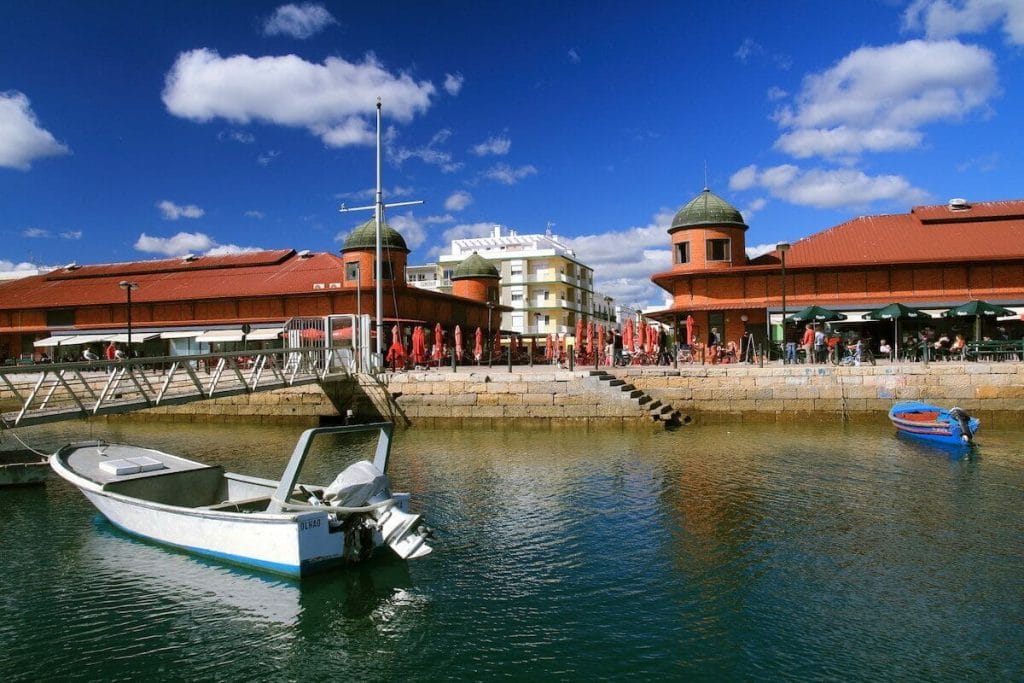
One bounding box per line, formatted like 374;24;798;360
105;361;1024;427
614;362;1024;425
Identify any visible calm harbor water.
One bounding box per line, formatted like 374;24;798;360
1;419;1022;681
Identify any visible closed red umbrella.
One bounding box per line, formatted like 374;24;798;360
598;325;605;360
432;323;443;361
474;327;483;361
685;315;694;346
455;325;464;361
644;322;654;354
623;318;634;352
411;326;426;364
586;321;594;356
386;324;406;369
544;334;552;360
575;319;583;357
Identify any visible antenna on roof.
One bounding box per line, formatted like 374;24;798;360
704;160;709;191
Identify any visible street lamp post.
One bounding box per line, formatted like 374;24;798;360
487;301;495;368
118;281;139;355
776;242;790;364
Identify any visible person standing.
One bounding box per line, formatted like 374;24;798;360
800;324;815;364
814;327;826;363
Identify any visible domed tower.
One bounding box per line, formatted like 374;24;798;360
340;218;410;288
668;188;748;271
450;251;500;303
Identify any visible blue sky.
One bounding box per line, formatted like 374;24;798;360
2;1;1022;307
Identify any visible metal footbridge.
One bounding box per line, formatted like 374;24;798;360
0;346;353;429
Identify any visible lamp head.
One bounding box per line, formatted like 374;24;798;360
776;241;790;254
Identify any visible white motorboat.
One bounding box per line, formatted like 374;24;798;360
50;422;431;576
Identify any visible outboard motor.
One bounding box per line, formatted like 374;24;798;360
948;407;974;444
323;461;432;560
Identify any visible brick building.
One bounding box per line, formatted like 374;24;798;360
649;191;1024;350
0;220;500;363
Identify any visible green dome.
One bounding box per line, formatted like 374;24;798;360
341;218;410;252
670;188;747;232
451;252;499;280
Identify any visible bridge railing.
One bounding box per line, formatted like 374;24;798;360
0;346;349;429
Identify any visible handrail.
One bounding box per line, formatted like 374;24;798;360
0;345;350;429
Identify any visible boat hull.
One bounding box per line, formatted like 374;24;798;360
888;401;980;447
79;488;345;577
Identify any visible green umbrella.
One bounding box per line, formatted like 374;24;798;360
941;300;1017;341
863;303;932;360
785;305;848;323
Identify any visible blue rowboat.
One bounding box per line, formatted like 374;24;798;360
888;401;979;447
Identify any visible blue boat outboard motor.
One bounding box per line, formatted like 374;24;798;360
948;406;974;444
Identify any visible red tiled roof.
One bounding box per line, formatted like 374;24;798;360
0;250;351;310
751;199;1024;268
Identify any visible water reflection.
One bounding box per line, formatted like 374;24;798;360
3;420;1022;680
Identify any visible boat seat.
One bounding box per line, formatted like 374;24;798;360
200;495;273;512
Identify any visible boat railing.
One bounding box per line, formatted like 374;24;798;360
0;346;343;429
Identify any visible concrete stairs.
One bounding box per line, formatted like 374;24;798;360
586;370;689;427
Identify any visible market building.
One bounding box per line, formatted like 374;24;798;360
648;190;1024;353
0;219;503;364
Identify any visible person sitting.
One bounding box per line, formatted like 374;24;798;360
721;340;738;364
950;334;966;360
878;338;892;360
933;334;951;360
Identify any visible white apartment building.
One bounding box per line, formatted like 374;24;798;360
408;225;618;338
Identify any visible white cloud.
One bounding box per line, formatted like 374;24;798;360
424;214;455;224
135;231;215;256
257;150;281;165
562;209;675;307
244;210;265;219
444;72;464;95
568;49;581;64
745;242;781;259
773;39;997;159
389;128;462;172
262;3;337;39
60;230;82;240
0;260;61;280
445;190;473;211
472;135;511;156
766;86;788;101
205;243;263;256
729;164;929;209
483;163;537;185
386;211;428;249
903;0;1024;45
741;198;768;222
0;91;70;170
162;49;435;148
440;222;494;243
218;129;255;144
158;199;205;220
22;227;50;238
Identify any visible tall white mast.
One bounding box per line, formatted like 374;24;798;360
340;98;422;370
